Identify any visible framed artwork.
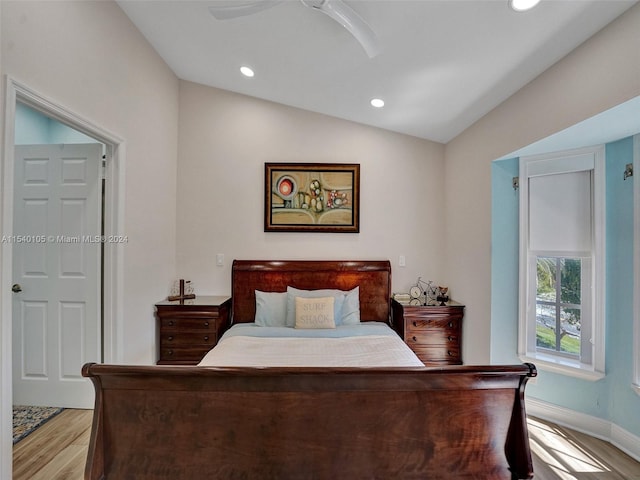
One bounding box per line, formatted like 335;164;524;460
265;163;360;233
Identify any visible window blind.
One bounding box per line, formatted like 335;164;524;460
528;170;592;252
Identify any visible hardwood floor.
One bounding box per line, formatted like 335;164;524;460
12;410;640;479
13;408;92;480
528;416;640;479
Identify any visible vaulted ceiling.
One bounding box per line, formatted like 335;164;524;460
117;0;637;143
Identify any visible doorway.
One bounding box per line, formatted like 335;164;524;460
1;77;125;479
13;129;103;408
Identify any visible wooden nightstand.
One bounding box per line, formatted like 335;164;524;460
155;295;231;365
391;300;464;365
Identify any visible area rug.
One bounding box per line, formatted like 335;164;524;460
13;405;64;444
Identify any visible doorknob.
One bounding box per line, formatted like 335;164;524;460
12;283;22;293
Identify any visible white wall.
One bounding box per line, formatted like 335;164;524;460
1;0;180;475
177;81;446;297
0;4;7;478
444;3;640;364
1;0;180;362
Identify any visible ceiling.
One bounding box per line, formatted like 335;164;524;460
117;0;637;144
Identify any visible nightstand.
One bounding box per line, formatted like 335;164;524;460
391;300;464;365
155;295;231;365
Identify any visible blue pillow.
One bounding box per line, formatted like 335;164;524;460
255;290;287;327
285;286;359;327
341;286;360;325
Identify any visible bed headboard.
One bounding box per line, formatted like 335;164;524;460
231;260;392;324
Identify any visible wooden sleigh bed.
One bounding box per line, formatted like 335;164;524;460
82;260;536;479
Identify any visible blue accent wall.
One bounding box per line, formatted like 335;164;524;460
15;103;95;145
490;158;520;365
604;137;638;435
491;136;640;437
15;102;50;144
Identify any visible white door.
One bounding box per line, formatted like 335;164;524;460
12;144;102;409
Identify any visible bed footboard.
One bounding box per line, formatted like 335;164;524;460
82;363;536;479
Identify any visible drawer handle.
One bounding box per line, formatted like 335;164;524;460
448;322;454;328
168;336;173;341
448;336;453;341
168;321;174;326
412;321;417;327
168;350;173;356
204;336;209;341
412;336;417;342
447;351;453;356
204;321;209;327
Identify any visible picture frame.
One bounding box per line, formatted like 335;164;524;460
265;163;360;233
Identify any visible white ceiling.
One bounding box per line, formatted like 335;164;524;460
117;0;637;144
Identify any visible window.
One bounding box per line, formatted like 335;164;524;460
535;256;591;361
519;146;605;380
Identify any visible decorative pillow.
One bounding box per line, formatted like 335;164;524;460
286;287;345;327
341;286;361;325
294;296;336;329
254;290;287;327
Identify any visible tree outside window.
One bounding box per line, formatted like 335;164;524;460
536;257;582;356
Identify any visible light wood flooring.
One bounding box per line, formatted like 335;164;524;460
13;408;92;480
528;416;640;479
12;410;640;479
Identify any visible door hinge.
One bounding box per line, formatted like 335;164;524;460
101;155;107;179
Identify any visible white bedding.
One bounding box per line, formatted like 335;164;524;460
198;322;424;367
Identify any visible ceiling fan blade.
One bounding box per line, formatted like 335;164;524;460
302;0;379;58
208;0;282;20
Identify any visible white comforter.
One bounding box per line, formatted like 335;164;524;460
198;322;424;367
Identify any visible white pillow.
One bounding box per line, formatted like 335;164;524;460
285;286;360;327
285;287;344;327
255;290;287;327
294;296;336;329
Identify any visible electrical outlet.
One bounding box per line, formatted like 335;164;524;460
216;253;224;266
399;255;406;267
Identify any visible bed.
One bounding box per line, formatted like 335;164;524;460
82;259;536;479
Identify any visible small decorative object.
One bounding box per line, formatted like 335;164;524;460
623;163;633;180
168;279;196;302
409;283;422;305
393;293;411;305
265;163;360;233
437;286;449;305
410;277;439;305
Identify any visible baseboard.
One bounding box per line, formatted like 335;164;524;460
611;422;640;463
526;396;640;462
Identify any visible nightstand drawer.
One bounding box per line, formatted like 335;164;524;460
405;330;459;346
406;317;460;332
159;346;213;364
160;332;217;346
160;318;216;331
411;346;461;365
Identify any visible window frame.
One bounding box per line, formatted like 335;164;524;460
518;146;605;380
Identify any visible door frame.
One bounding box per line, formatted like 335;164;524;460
0;76;125;478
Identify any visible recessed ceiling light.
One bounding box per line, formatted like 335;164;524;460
509;0;540;12
370;98;385;108
240;66;255;77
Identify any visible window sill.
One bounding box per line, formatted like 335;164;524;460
519;354;605;381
